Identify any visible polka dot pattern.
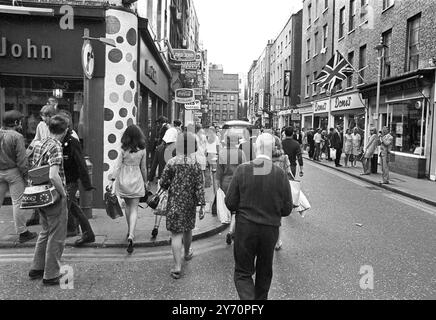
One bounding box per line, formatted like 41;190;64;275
126;53;132;62
104;108;114;121
116;74;125;85
123;91;133;103
106;16;121;34
108;150;118;160
132;60;137;71
103;163;110;172
108;48;123;63
109;92;119;103
119;108;128;118
127;118;134;127
132;107;137;117
130;81;135;89
126;28;137;46
116;36;124;44
108;134;117;144
115;121;124;130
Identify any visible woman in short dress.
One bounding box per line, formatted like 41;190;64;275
343;128;353;167
160;132;206;279
351;127;362;167
109;125;148;254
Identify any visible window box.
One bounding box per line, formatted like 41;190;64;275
338;36;345;42
382;4;394;14
313;53;319;58
348;29;356;35
314;17;319;23
306;25;311;30
306;59;311;63
322;7;328;14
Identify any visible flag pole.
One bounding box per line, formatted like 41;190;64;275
336;50;366;83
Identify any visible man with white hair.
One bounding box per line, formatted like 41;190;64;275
225;133;293;300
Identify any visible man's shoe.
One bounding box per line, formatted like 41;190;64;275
19;231;37;243
380;181;390;185
74;234;95;247
26;219;39;227
29;269;44;280
42;276;62;286
226;233;232;245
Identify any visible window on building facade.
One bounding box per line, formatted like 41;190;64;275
383;0;394;10
229;113;234;120
308;4;312;25
215;114;220;121
315;0;319;19
406;14;421;72
289;30;292;44
312;71;317;95
347;51;354;88
286;35;288;45
323;24;328;49
307;38;311;60
382;29;392;78
222;113;227;121
324;0;328;9
358;44;367;84
230;95;235;101
339;7;345;38
305;75;310;97
314;32;319;56
216;95;221;101
349;0;356;31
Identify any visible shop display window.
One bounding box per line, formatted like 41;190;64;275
1;76;83;146
389;100;427;155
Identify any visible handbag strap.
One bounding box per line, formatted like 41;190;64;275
31;139;53;169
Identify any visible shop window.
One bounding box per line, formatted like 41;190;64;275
389;100;426;155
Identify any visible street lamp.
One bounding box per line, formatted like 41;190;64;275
374;36;387;131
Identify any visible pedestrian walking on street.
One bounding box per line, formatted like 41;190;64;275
59;111;96;246
148;117;170;182
326;128;334;161
109;125;148;254
0;111;37;243
307;128;315;159
351;128;362;167
216;135;246;245
379;127;394;184
239;126;257;162
343;129;353;167
331;126;344;167
272;136;292;251
159;132;206;280
281;126;304;178
313;129;323;161
301;128;308;151
321;130;330;160
29;114;69;286
361;128;379;176
225;133;293;300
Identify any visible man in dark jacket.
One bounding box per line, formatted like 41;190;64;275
60;113;95;246
225;133;293;300
331;126;343;167
239;126;257;161
282;127;304;178
149;117;170;182
307;128;315;159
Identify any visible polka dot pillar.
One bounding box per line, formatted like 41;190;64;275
103;9;138;189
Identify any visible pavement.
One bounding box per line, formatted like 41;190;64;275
0;183;228;249
303;152;436;207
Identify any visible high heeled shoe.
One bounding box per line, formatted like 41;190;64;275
127;239;134;254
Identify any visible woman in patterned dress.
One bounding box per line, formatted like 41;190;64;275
351;127;362;167
160;132;206;279
343;128;353;167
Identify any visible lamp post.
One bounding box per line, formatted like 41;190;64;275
374;36;387;132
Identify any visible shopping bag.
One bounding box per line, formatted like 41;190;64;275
104;186;124;219
288;170;301;208
216;188;231;224
154;190;168;216
296;190;311;218
330;148;336;160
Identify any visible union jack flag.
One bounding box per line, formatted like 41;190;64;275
313;51;355;92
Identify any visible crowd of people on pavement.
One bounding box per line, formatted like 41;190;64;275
301;124;394;184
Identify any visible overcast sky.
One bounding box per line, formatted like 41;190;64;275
194;0;303;75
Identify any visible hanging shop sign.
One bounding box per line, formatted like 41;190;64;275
175;88;195;104
185;100;201;110
332;93;363;112
171;49;196;62
193;88;203;97
313;99;329;114
81;42;94;79
181;60;201;71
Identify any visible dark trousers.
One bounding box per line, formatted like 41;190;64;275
314;143;321;160
308;142;315;159
233;217;279;300
66;182;94;237
335;148;343;166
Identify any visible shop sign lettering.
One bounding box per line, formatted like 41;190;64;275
175;89;195;104
314;100;328;113
333;94;362;111
0;37;52;59
144;60;158;84
334;96;352;110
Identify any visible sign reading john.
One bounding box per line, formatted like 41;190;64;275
175;89;195;104
284;70;291;97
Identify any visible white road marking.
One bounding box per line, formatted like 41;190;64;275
383;193;436;217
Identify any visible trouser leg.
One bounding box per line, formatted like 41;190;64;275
4;168;27;235
67;183;94;236
233;219;257;300
255;225;279;300
381;155;389;182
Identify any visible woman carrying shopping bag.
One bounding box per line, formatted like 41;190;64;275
216;134;246;245
159;132;206;279
108;125;148;254
272;136;292;251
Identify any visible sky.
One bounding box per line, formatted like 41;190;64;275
194;0;303;75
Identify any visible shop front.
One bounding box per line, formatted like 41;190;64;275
298;105;314;130
137;18;171;169
360;70;435;179
313;98;329;130
329;92;366;134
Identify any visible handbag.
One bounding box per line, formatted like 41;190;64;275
289;170;301;208
104;186;124;219
21;185;60;209
27;147;51;185
296;190;311;217
154;190;168;216
216;188;231;224
146;188;164;210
